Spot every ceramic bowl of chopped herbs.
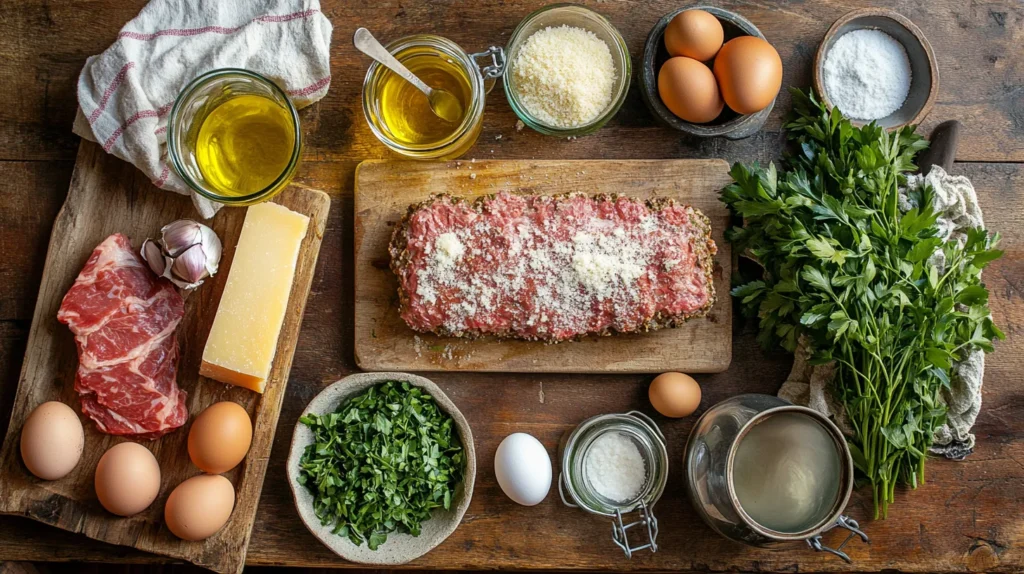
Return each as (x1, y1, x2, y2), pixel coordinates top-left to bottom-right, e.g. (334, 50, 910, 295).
(287, 372, 476, 564)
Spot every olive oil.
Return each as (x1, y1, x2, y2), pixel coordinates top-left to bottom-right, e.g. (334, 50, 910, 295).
(195, 94, 295, 197)
(378, 53, 471, 146)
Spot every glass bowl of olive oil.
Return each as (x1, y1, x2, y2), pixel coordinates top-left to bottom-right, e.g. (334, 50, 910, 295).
(362, 35, 503, 160)
(167, 68, 301, 205)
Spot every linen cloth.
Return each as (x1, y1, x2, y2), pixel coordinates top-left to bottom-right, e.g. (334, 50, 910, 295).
(73, 0, 333, 218)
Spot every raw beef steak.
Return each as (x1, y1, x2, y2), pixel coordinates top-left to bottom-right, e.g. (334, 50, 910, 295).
(57, 233, 187, 438)
(390, 192, 717, 342)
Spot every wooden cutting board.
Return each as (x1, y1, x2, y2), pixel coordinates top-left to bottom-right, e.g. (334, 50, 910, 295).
(354, 159, 732, 373)
(0, 141, 330, 574)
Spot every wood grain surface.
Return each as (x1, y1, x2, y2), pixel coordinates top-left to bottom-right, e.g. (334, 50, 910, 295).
(0, 0, 1022, 572)
(2, 0, 1021, 165)
(0, 142, 330, 574)
(354, 160, 732, 373)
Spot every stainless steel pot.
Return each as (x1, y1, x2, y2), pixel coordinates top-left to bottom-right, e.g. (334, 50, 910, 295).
(683, 394, 869, 562)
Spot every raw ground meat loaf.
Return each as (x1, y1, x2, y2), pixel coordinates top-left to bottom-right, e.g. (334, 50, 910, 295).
(389, 191, 717, 342)
(57, 233, 188, 438)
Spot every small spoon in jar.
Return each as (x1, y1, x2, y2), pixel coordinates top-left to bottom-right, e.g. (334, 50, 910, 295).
(353, 27, 464, 124)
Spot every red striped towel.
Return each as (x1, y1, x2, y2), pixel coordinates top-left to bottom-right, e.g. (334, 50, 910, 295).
(73, 0, 333, 218)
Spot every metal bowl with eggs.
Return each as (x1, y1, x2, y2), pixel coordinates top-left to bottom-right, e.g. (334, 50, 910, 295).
(640, 6, 779, 140)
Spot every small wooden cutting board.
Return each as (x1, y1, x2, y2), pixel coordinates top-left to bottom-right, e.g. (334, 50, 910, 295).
(354, 159, 732, 373)
(0, 141, 330, 574)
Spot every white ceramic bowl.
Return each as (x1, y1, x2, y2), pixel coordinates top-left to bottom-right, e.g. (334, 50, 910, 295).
(287, 372, 476, 565)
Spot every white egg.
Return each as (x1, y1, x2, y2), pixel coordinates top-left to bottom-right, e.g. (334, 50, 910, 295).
(494, 433, 552, 506)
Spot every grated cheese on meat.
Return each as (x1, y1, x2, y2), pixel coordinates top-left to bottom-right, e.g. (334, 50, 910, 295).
(393, 192, 716, 342)
(571, 230, 646, 298)
(512, 25, 616, 128)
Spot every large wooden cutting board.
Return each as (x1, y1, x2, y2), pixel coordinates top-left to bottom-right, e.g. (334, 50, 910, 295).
(0, 141, 330, 574)
(354, 159, 732, 373)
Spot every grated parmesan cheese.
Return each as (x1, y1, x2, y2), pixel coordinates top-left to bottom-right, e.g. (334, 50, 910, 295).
(512, 25, 616, 128)
(571, 231, 646, 298)
(415, 233, 466, 305)
(434, 233, 465, 266)
(402, 193, 711, 339)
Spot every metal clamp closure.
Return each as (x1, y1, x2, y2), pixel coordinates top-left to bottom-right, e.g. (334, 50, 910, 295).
(627, 410, 666, 443)
(470, 46, 506, 79)
(560, 472, 660, 558)
(612, 500, 659, 558)
(807, 515, 869, 563)
(558, 471, 578, 509)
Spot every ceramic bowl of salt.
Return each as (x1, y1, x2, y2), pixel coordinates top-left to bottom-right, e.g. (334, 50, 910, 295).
(814, 8, 938, 130)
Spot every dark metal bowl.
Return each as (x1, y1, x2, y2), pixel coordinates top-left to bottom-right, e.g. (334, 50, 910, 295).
(639, 5, 774, 140)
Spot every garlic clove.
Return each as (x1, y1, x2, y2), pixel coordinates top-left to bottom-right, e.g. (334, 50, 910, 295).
(141, 239, 168, 277)
(160, 220, 203, 257)
(197, 223, 223, 276)
(144, 219, 223, 290)
(170, 243, 211, 288)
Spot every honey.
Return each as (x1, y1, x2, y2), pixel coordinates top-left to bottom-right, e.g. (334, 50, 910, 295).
(195, 94, 296, 197)
(377, 51, 472, 146)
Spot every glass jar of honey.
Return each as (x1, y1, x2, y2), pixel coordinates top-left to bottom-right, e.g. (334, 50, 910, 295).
(362, 35, 504, 160)
(167, 68, 302, 206)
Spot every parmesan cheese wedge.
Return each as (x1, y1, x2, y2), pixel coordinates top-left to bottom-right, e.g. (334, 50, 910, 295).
(200, 202, 309, 392)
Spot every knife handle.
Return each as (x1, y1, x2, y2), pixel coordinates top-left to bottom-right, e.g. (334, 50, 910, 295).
(917, 120, 962, 175)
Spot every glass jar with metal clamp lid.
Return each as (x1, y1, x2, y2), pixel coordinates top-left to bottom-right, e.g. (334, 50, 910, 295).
(558, 411, 668, 558)
(683, 394, 869, 562)
(361, 34, 504, 160)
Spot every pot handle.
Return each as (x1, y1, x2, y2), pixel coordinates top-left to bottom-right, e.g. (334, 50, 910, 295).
(806, 515, 869, 563)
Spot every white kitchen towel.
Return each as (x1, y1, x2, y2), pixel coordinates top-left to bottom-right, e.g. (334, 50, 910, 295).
(73, 0, 333, 219)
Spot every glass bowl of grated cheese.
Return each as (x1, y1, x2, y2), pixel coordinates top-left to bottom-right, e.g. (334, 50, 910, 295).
(504, 4, 631, 136)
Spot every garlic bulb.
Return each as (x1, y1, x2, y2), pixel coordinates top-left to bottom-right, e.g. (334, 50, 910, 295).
(141, 220, 222, 289)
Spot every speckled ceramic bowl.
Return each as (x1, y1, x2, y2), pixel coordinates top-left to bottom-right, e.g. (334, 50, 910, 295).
(287, 372, 476, 565)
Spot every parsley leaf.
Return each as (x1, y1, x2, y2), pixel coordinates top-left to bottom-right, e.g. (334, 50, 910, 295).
(298, 381, 464, 549)
(722, 88, 1003, 519)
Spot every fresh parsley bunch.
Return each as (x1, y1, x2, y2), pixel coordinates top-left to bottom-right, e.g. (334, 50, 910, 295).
(297, 381, 465, 549)
(722, 89, 1003, 518)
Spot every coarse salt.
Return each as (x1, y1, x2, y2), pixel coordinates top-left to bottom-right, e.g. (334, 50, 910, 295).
(823, 29, 912, 121)
(512, 25, 616, 128)
(585, 432, 646, 502)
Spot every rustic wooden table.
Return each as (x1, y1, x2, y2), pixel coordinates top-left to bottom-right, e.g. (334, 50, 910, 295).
(1, 1, 1021, 572)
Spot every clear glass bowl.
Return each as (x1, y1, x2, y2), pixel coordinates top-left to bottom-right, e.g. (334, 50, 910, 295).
(167, 68, 302, 206)
(504, 4, 631, 136)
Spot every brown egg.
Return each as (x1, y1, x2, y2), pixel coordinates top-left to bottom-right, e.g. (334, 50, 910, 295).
(188, 401, 253, 474)
(165, 474, 236, 541)
(649, 372, 702, 418)
(658, 57, 724, 124)
(664, 9, 724, 62)
(95, 442, 161, 516)
(20, 401, 84, 481)
(713, 36, 783, 115)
